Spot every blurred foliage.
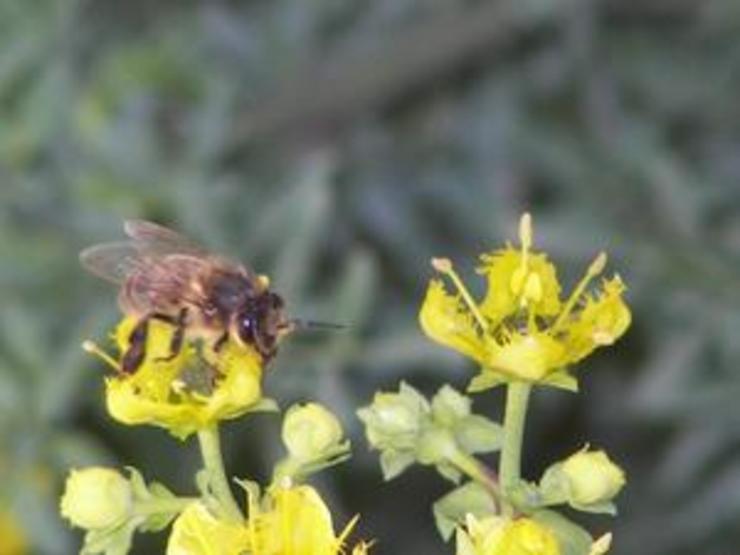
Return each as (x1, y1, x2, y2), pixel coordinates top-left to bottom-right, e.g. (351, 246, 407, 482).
(1, 0, 740, 554)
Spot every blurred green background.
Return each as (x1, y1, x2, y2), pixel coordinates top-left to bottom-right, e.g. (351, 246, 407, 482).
(1, 0, 740, 553)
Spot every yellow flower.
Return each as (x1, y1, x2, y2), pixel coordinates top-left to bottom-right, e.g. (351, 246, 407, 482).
(0, 509, 28, 555)
(420, 214, 630, 390)
(85, 317, 271, 439)
(60, 467, 132, 530)
(166, 484, 368, 555)
(456, 515, 560, 555)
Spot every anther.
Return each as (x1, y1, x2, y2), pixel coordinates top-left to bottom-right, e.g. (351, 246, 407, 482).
(431, 257, 453, 273)
(82, 340, 121, 372)
(588, 251, 608, 276)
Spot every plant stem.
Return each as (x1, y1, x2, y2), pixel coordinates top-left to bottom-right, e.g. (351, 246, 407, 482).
(135, 497, 199, 517)
(499, 382, 532, 515)
(448, 449, 502, 500)
(197, 426, 243, 522)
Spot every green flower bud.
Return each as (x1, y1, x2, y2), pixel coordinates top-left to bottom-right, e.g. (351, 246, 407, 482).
(431, 386, 471, 427)
(282, 403, 344, 461)
(60, 467, 132, 529)
(416, 427, 457, 466)
(357, 383, 428, 452)
(562, 449, 625, 505)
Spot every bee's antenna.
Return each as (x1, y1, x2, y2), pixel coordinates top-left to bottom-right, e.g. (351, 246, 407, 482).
(287, 318, 347, 332)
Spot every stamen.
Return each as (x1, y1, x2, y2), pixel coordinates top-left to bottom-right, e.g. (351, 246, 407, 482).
(511, 213, 534, 303)
(431, 257, 489, 333)
(337, 514, 361, 546)
(551, 251, 607, 332)
(519, 212, 533, 253)
(82, 340, 121, 372)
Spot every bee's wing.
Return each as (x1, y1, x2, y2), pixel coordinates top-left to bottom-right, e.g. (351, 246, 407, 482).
(81, 241, 213, 313)
(124, 219, 207, 256)
(125, 219, 250, 277)
(79, 241, 146, 285)
(120, 254, 212, 314)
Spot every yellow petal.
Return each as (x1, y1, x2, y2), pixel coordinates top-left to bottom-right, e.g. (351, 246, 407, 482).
(563, 276, 631, 364)
(167, 503, 248, 555)
(456, 516, 560, 555)
(486, 331, 566, 382)
(250, 485, 342, 555)
(419, 280, 487, 364)
(478, 248, 562, 321)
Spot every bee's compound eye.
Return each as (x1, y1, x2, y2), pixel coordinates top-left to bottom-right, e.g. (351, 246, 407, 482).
(237, 314, 256, 343)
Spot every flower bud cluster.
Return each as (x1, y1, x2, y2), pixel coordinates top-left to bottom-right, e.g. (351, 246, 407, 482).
(357, 383, 501, 482)
(60, 467, 182, 555)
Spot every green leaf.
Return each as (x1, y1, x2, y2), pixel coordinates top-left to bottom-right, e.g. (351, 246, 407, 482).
(432, 482, 497, 541)
(126, 468, 149, 500)
(467, 372, 506, 393)
(571, 500, 617, 516)
(532, 510, 593, 555)
(541, 370, 579, 392)
(81, 520, 138, 555)
(435, 462, 463, 485)
(138, 512, 177, 533)
(379, 450, 415, 480)
(454, 415, 502, 455)
(246, 397, 279, 414)
(538, 462, 569, 506)
(148, 482, 175, 500)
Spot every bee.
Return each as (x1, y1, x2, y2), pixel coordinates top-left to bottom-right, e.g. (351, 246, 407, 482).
(80, 220, 292, 374)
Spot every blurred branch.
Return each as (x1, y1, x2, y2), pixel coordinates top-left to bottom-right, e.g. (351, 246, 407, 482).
(226, 1, 563, 150)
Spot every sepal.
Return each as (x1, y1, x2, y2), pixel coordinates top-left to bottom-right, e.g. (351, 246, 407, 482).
(433, 482, 497, 541)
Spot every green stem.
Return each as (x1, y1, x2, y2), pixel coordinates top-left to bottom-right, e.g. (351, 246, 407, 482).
(197, 426, 243, 522)
(499, 382, 532, 515)
(135, 497, 199, 517)
(448, 449, 502, 500)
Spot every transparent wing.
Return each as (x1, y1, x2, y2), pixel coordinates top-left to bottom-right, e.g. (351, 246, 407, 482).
(79, 242, 146, 285)
(123, 219, 245, 273)
(123, 219, 207, 256)
(81, 220, 251, 313)
(120, 254, 211, 313)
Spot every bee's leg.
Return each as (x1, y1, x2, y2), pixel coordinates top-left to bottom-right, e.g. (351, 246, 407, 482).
(122, 317, 149, 374)
(213, 331, 228, 353)
(153, 308, 188, 362)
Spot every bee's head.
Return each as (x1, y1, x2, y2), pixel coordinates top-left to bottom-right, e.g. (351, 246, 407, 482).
(231, 292, 287, 361)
